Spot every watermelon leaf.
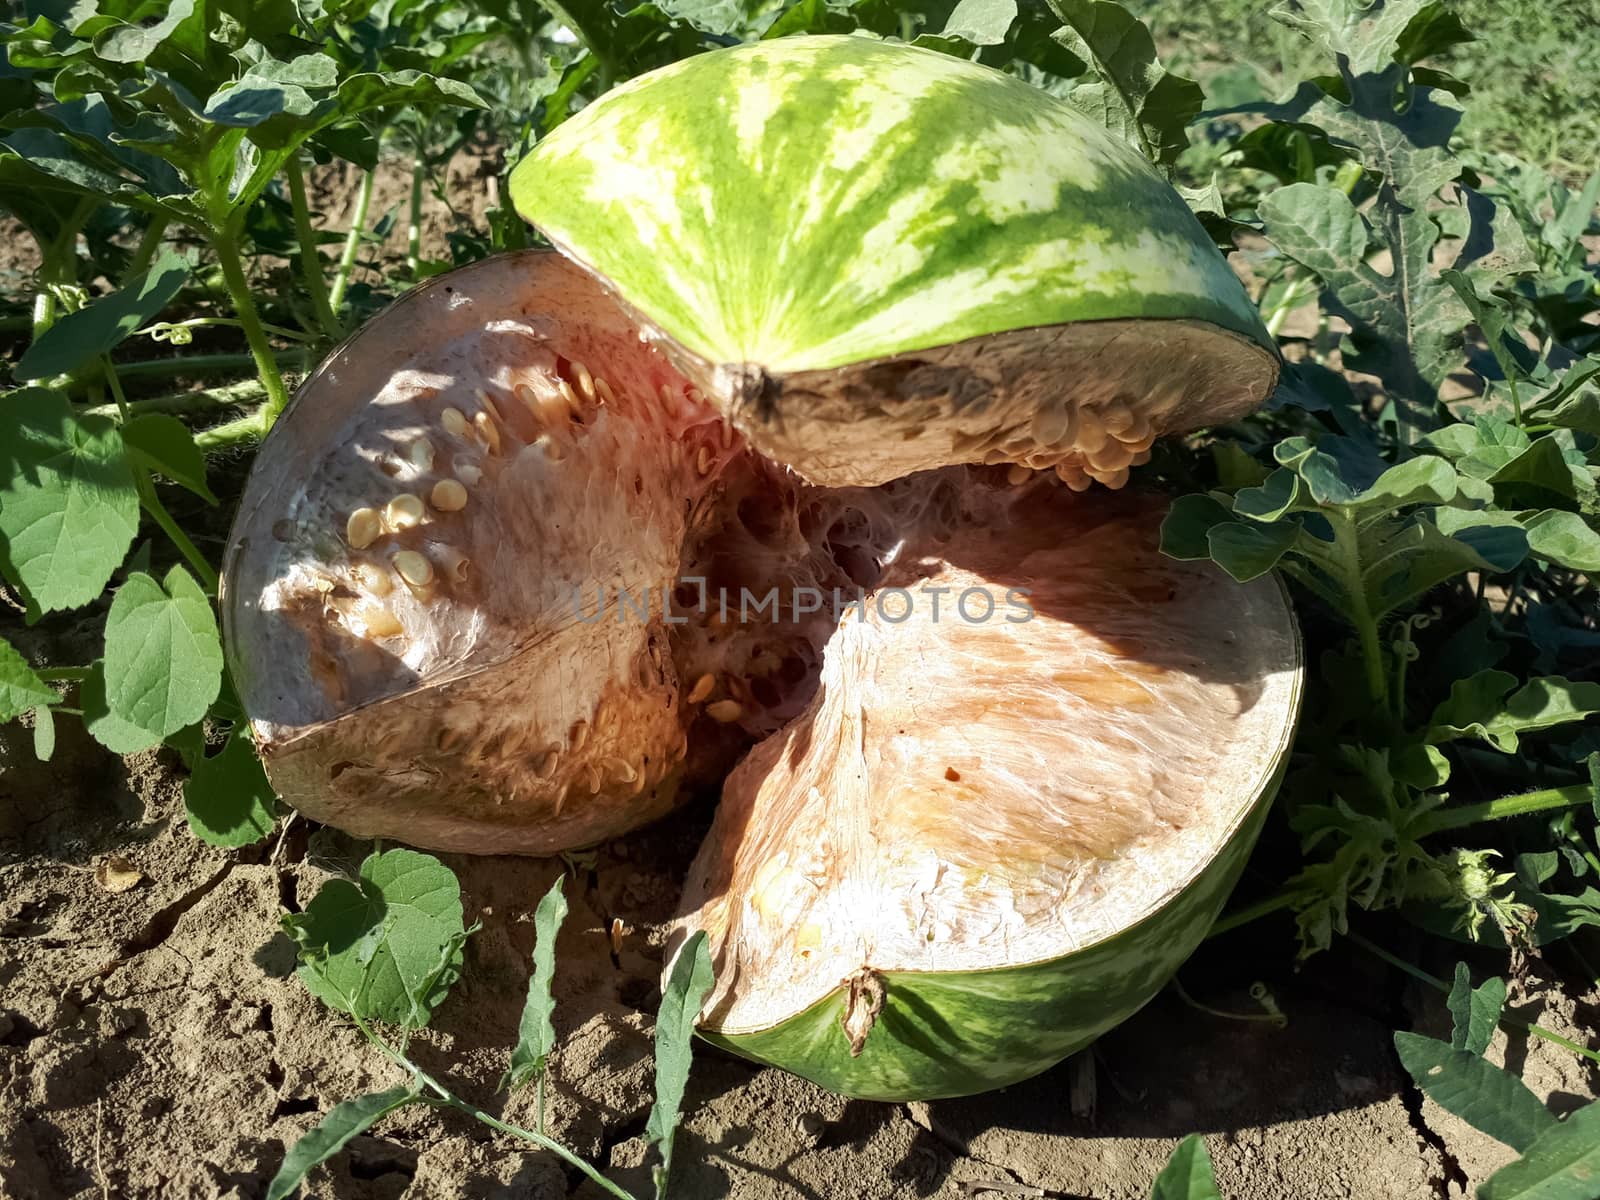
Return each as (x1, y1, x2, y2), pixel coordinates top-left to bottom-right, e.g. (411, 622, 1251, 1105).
(1394, 1032, 1555, 1152)
(1150, 1133, 1224, 1199)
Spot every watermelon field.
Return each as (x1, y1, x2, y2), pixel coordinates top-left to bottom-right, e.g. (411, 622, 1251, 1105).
(2, 1, 1599, 1198)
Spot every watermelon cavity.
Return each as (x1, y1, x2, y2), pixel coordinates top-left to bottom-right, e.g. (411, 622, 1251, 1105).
(225, 37, 1304, 1101)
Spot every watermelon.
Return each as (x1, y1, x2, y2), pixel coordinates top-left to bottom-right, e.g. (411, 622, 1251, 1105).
(223, 34, 1302, 1101)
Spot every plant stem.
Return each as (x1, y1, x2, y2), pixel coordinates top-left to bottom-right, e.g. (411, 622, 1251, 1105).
(1416, 784, 1594, 837)
(195, 407, 271, 452)
(407, 153, 425, 277)
(81, 377, 268, 421)
(285, 154, 340, 340)
(82, 350, 299, 387)
(208, 223, 291, 431)
(1331, 511, 1389, 715)
(329, 168, 375, 319)
(38, 667, 90, 682)
(134, 469, 221, 593)
(1348, 932, 1600, 1067)
(128, 215, 171, 275)
(1207, 890, 1300, 938)
(349, 1015, 637, 1200)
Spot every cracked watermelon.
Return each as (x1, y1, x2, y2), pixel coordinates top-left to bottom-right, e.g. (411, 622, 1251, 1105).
(224, 34, 1303, 1102)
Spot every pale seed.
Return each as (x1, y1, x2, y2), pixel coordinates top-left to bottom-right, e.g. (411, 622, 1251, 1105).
(604, 756, 637, 784)
(706, 699, 743, 724)
(572, 361, 595, 402)
(346, 507, 382, 549)
(393, 550, 434, 587)
(595, 376, 616, 405)
(1006, 463, 1032, 486)
(430, 478, 468, 512)
(474, 410, 502, 454)
(696, 445, 714, 476)
(441, 407, 470, 437)
(408, 437, 435, 471)
(535, 750, 560, 779)
(687, 673, 716, 704)
(384, 493, 425, 531)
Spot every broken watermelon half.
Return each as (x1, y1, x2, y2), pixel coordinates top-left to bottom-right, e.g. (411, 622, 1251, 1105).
(223, 36, 1304, 1101)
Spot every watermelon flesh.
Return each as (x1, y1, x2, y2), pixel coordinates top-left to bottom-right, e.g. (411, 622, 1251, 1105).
(224, 36, 1307, 1101)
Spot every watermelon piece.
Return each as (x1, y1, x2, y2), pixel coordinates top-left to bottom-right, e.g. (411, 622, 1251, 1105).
(223, 36, 1303, 1101)
(511, 35, 1277, 487)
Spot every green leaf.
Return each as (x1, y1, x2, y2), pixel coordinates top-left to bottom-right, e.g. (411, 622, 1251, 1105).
(1523, 511, 1600, 573)
(1358, 456, 1459, 511)
(1394, 1032, 1555, 1152)
(1271, 0, 1434, 75)
(32, 704, 56, 762)
(103, 565, 222, 743)
(1365, 517, 1527, 618)
(265, 1083, 420, 1200)
(120, 413, 218, 504)
(939, 0, 1018, 45)
(1446, 963, 1505, 1056)
(1207, 519, 1301, 582)
(0, 637, 53, 722)
(184, 725, 276, 847)
(647, 930, 714, 1199)
(1428, 672, 1600, 753)
(1047, 0, 1203, 169)
(0, 388, 139, 613)
(82, 661, 161, 754)
(1159, 494, 1234, 560)
(1481, 1100, 1600, 1200)
(1150, 1133, 1223, 1200)
(15, 251, 189, 381)
(502, 876, 569, 1094)
(283, 849, 470, 1027)
(1487, 436, 1591, 506)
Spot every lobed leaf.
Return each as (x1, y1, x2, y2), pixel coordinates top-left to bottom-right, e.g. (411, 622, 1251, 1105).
(284, 849, 470, 1027)
(1446, 962, 1506, 1056)
(1394, 1032, 1555, 1152)
(265, 1082, 420, 1200)
(502, 875, 569, 1094)
(647, 930, 715, 1199)
(184, 724, 276, 847)
(0, 388, 139, 614)
(1428, 672, 1600, 753)
(102, 564, 223, 744)
(1047, 0, 1203, 169)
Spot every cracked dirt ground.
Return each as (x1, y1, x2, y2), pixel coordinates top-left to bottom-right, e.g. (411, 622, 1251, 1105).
(3, 698, 1597, 1200)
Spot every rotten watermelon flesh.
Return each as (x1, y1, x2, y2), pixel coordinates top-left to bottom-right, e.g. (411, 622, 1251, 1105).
(223, 250, 1301, 1095)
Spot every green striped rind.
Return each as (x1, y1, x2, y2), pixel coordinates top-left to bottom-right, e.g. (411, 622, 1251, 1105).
(701, 766, 1283, 1102)
(511, 36, 1269, 374)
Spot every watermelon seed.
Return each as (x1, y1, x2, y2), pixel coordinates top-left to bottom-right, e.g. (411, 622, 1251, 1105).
(430, 478, 469, 512)
(345, 507, 382, 549)
(707, 699, 743, 724)
(473, 410, 502, 454)
(440, 406, 470, 437)
(384, 493, 425, 532)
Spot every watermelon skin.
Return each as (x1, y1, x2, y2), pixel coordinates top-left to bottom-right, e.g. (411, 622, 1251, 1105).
(510, 35, 1270, 375)
(698, 757, 1286, 1102)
